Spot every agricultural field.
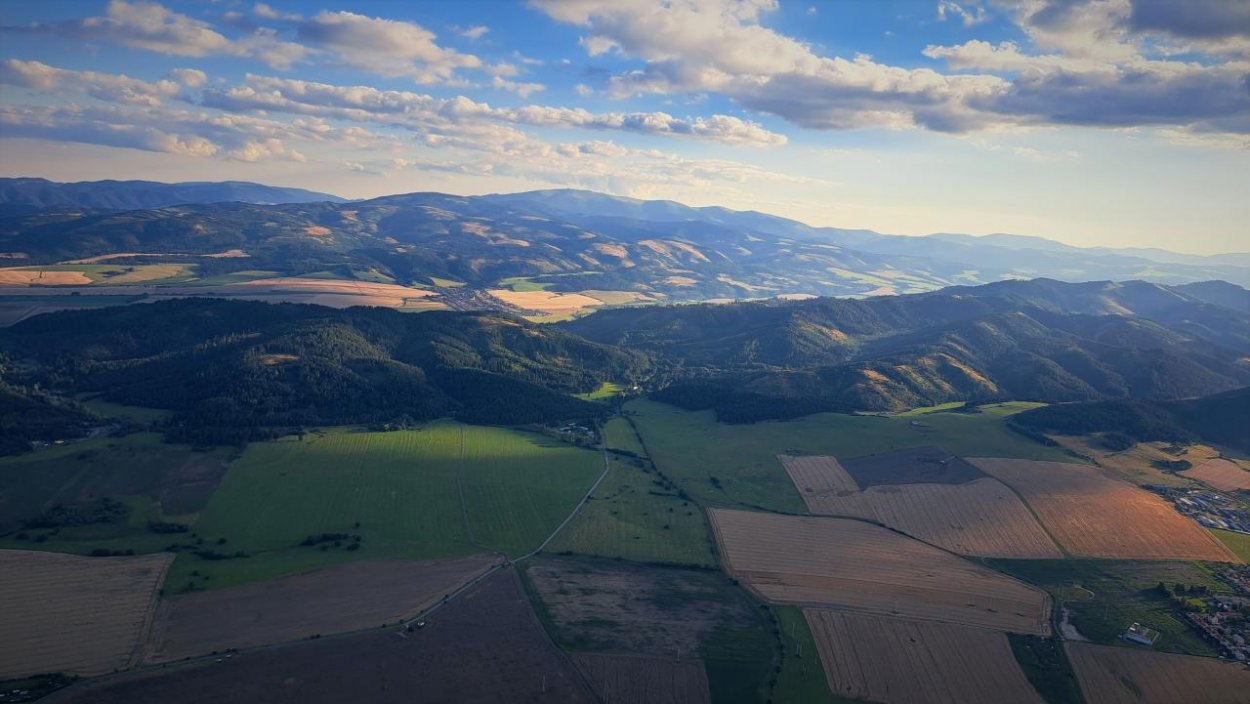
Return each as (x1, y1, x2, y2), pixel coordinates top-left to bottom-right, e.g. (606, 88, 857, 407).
(603, 416, 647, 456)
(571, 653, 710, 704)
(780, 455, 1061, 557)
(167, 423, 602, 590)
(627, 399, 1075, 514)
(990, 559, 1230, 656)
(1212, 529, 1250, 562)
(0, 263, 194, 285)
(708, 508, 1051, 634)
(522, 556, 776, 704)
(804, 610, 1045, 704)
(839, 446, 987, 487)
(971, 458, 1239, 561)
(488, 289, 604, 315)
(56, 569, 597, 704)
(1066, 642, 1250, 704)
(1182, 458, 1250, 491)
(0, 550, 171, 678)
(545, 454, 716, 566)
(0, 294, 143, 326)
(1052, 436, 1223, 488)
(770, 607, 842, 704)
(149, 554, 499, 662)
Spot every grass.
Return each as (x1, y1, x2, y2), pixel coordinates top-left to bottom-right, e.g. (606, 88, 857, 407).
(603, 416, 647, 456)
(626, 398, 1074, 514)
(20, 263, 194, 284)
(574, 381, 625, 401)
(988, 558, 1227, 657)
(771, 607, 844, 704)
(188, 270, 282, 285)
(498, 276, 553, 292)
(428, 276, 465, 288)
(77, 395, 171, 424)
(1210, 529, 1250, 561)
(1007, 635, 1085, 704)
(165, 423, 601, 590)
(545, 454, 716, 566)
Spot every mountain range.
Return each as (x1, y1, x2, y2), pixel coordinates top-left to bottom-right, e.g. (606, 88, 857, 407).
(0, 178, 344, 216)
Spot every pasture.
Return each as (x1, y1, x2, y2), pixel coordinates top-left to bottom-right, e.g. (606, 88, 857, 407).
(804, 610, 1045, 704)
(626, 399, 1075, 514)
(0, 550, 171, 678)
(1212, 529, 1250, 562)
(545, 454, 716, 566)
(166, 423, 601, 590)
(708, 508, 1052, 634)
(149, 554, 499, 661)
(1182, 458, 1250, 491)
(971, 457, 1239, 561)
(1066, 642, 1250, 704)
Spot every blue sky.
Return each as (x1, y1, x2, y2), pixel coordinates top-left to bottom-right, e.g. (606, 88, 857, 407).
(0, 1, 1247, 253)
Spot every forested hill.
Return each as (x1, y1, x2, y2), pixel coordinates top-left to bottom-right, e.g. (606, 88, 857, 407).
(0, 299, 650, 444)
(0, 178, 344, 215)
(564, 278, 1250, 420)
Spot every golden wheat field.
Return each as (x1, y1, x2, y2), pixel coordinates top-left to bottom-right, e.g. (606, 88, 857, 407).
(1066, 642, 1250, 704)
(778, 455, 877, 520)
(804, 609, 1044, 704)
(1181, 458, 1250, 492)
(0, 550, 172, 678)
(708, 509, 1051, 634)
(970, 458, 1240, 561)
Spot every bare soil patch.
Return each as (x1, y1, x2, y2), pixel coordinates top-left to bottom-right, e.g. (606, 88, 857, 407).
(1066, 641, 1250, 704)
(148, 554, 499, 662)
(0, 550, 171, 678)
(841, 446, 987, 487)
(53, 568, 594, 704)
(572, 653, 710, 704)
(805, 609, 1044, 704)
(1182, 458, 1250, 491)
(708, 508, 1051, 634)
(971, 458, 1239, 561)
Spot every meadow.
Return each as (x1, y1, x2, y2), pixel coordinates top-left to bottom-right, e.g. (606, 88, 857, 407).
(627, 399, 1076, 514)
(166, 423, 601, 590)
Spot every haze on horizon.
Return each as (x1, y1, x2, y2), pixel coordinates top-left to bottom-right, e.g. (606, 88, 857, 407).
(1, 0, 1247, 255)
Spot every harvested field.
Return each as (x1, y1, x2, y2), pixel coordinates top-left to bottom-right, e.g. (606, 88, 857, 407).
(1182, 458, 1250, 491)
(841, 446, 987, 487)
(571, 653, 710, 704)
(54, 568, 595, 704)
(970, 458, 1240, 561)
(0, 268, 92, 285)
(229, 277, 437, 307)
(867, 479, 1063, 558)
(488, 289, 602, 315)
(708, 508, 1051, 634)
(1066, 642, 1250, 704)
(778, 455, 876, 520)
(0, 550, 172, 678)
(149, 555, 499, 662)
(805, 610, 1044, 704)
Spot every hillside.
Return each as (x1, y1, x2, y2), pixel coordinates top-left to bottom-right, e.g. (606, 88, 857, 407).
(0, 299, 649, 445)
(0, 178, 345, 216)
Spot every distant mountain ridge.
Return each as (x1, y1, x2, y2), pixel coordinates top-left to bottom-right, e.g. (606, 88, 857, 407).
(0, 178, 345, 215)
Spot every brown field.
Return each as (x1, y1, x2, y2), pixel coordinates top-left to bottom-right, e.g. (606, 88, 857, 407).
(805, 610, 1044, 704)
(0, 268, 92, 285)
(571, 653, 710, 704)
(970, 458, 1240, 561)
(1182, 458, 1250, 491)
(708, 509, 1051, 634)
(54, 568, 594, 704)
(778, 454, 876, 520)
(780, 455, 1061, 557)
(1066, 642, 1250, 704)
(488, 289, 603, 314)
(148, 555, 499, 662)
(867, 479, 1063, 558)
(0, 550, 172, 678)
(1054, 436, 1219, 488)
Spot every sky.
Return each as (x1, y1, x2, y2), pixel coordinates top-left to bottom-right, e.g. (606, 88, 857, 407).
(0, 1, 1247, 254)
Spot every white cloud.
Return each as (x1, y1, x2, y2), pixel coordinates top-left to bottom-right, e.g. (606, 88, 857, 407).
(1, 59, 181, 107)
(460, 25, 489, 40)
(294, 10, 481, 83)
(938, 1, 989, 27)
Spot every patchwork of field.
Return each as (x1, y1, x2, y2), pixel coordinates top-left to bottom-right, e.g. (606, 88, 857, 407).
(149, 555, 499, 662)
(971, 458, 1240, 561)
(56, 569, 596, 704)
(167, 424, 602, 590)
(780, 455, 1061, 558)
(840, 446, 987, 487)
(805, 610, 1044, 704)
(571, 653, 710, 704)
(1053, 436, 1221, 488)
(0, 550, 171, 678)
(1182, 458, 1250, 491)
(489, 289, 605, 315)
(1066, 642, 1250, 704)
(0, 268, 91, 285)
(708, 508, 1051, 634)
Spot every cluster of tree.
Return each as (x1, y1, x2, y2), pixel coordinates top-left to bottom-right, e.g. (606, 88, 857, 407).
(24, 498, 128, 529)
(0, 381, 98, 455)
(147, 521, 190, 534)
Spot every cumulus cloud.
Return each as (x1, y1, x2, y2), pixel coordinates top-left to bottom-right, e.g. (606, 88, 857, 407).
(1, 59, 181, 107)
(293, 10, 481, 83)
(460, 25, 489, 40)
(938, 1, 989, 26)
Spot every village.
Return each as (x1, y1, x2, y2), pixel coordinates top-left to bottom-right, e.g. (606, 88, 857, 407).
(1148, 485, 1250, 535)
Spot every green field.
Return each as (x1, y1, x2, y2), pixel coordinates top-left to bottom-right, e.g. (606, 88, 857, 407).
(498, 276, 553, 292)
(574, 381, 626, 401)
(771, 607, 843, 704)
(165, 423, 602, 590)
(1211, 529, 1250, 561)
(603, 416, 647, 456)
(77, 395, 172, 424)
(546, 454, 715, 566)
(627, 399, 1076, 513)
(989, 559, 1227, 657)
